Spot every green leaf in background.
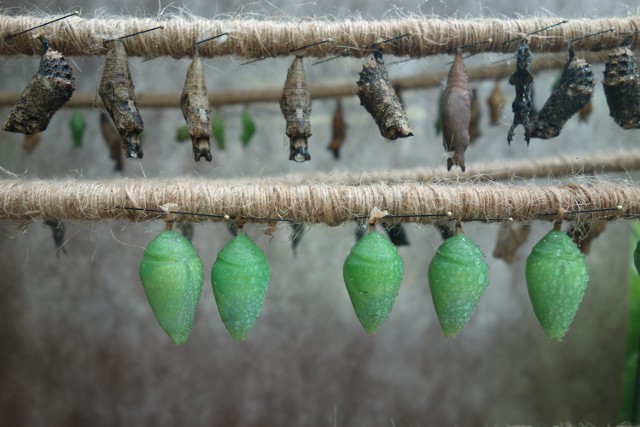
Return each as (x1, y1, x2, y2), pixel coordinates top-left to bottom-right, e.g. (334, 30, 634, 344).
(212, 110, 225, 150)
(175, 124, 190, 143)
(240, 107, 256, 148)
(619, 222, 640, 423)
(69, 110, 86, 148)
(434, 88, 443, 136)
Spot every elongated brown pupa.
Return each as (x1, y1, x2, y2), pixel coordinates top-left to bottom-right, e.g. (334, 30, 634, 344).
(99, 40, 144, 159)
(487, 80, 506, 125)
(441, 51, 471, 171)
(493, 222, 531, 264)
(3, 39, 74, 134)
(327, 99, 347, 159)
(567, 220, 606, 255)
(357, 49, 413, 140)
(23, 133, 41, 154)
(602, 41, 640, 129)
(279, 56, 312, 162)
(507, 39, 534, 145)
(469, 88, 481, 144)
(180, 49, 212, 162)
(100, 112, 125, 172)
(530, 49, 594, 140)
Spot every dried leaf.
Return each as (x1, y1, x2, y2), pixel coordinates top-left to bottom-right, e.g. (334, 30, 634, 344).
(602, 42, 640, 129)
(327, 99, 347, 159)
(441, 51, 471, 172)
(212, 110, 225, 150)
(507, 39, 534, 145)
(240, 107, 256, 148)
(487, 80, 506, 125)
(4, 39, 74, 134)
(469, 88, 481, 144)
(23, 133, 41, 154)
(279, 56, 312, 162)
(99, 40, 144, 159)
(180, 52, 212, 162)
(100, 112, 125, 172)
(493, 222, 531, 264)
(69, 109, 86, 148)
(567, 220, 606, 255)
(357, 49, 413, 140)
(530, 49, 594, 140)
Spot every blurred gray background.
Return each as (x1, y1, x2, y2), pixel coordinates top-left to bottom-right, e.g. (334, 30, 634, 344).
(1, 0, 639, 425)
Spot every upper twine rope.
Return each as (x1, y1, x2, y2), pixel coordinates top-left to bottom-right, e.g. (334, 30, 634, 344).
(0, 178, 636, 225)
(0, 15, 637, 58)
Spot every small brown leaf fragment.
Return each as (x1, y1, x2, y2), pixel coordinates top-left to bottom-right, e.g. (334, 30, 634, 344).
(507, 39, 534, 145)
(493, 222, 531, 264)
(280, 56, 312, 162)
(578, 101, 592, 122)
(469, 88, 481, 144)
(602, 42, 640, 129)
(99, 40, 144, 159)
(567, 220, 606, 255)
(100, 112, 125, 172)
(441, 51, 471, 171)
(180, 51, 212, 162)
(4, 39, 74, 134)
(23, 133, 41, 154)
(327, 99, 347, 159)
(487, 80, 506, 125)
(530, 49, 594, 140)
(356, 49, 413, 140)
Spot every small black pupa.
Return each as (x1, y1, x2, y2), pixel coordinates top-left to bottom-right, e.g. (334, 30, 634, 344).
(507, 39, 535, 145)
(356, 49, 413, 140)
(602, 39, 640, 129)
(529, 48, 594, 140)
(3, 37, 75, 134)
(279, 56, 312, 162)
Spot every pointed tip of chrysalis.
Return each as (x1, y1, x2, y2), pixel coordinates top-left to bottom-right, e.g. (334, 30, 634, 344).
(229, 329, 249, 342)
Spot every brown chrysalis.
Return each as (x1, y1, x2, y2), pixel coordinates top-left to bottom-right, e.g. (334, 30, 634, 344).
(357, 49, 413, 140)
(578, 101, 593, 122)
(280, 56, 312, 162)
(441, 51, 471, 171)
(507, 39, 534, 145)
(529, 49, 594, 140)
(487, 80, 506, 125)
(3, 38, 74, 134)
(99, 40, 144, 159)
(100, 112, 125, 172)
(493, 222, 531, 264)
(23, 133, 41, 154)
(567, 220, 606, 255)
(469, 88, 481, 144)
(180, 49, 212, 162)
(327, 99, 347, 159)
(602, 41, 640, 129)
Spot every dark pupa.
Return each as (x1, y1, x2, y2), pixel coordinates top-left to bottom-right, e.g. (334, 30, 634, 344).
(279, 56, 312, 162)
(382, 222, 410, 246)
(441, 50, 471, 172)
(469, 88, 481, 144)
(507, 39, 534, 145)
(567, 220, 606, 255)
(180, 50, 212, 162)
(529, 49, 594, 140)
(493, 222, 531, 264)
(327, 99, 347, 159)
(356, 49, 413, 140)
(3, 38, 75, 134)
(99, 112, 125, 172)
(99, 40, 144, 159)
(487, 80, 506, 125)
(602, 41, 640, 129)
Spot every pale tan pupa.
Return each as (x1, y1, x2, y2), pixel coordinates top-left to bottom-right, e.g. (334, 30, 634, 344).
(180, 49, 212, 162)
(441, 51, 471, 171)
(279, 56, 312, 162)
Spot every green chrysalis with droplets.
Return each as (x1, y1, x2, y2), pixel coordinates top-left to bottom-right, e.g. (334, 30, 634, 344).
(428, 231, 489, 337)
(526, 229, 589, 341)
(212, 110, 225, 150)
(240, 107, 256, 148)
(343, 230, 404, 334)
(211, 233, 270, 341)
(139, 229, 204, 345)
(69, 109, 86, 148)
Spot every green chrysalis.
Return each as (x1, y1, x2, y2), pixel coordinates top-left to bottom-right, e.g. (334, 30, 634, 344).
(139, 229, 204, 345)
(175, 124, 190, 143)
(526, 229, 589, 341)
(428, 231, 489, 337)
(212, 110, 225, 150)
(343, 230, 404, 334)
(69, 109, 86, 148)
(211, 233, 270, 341)
(240, 107, 256, 148)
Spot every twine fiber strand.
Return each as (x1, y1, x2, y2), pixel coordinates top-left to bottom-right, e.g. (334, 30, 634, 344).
(0, 15, 637, 58)
(0, 179, 638, 225)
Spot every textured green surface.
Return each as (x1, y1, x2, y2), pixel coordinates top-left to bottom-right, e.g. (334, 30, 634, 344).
(428, 232, 489, 337)
(211, 233, 270, 341)
(343, 231, 404, 334)
(525, 229, 589, 341)
(212, 110, 225, 150)
(69, 109, 86, 148)
(139, 230, 204, 346)
(240, 108, 256, 147)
